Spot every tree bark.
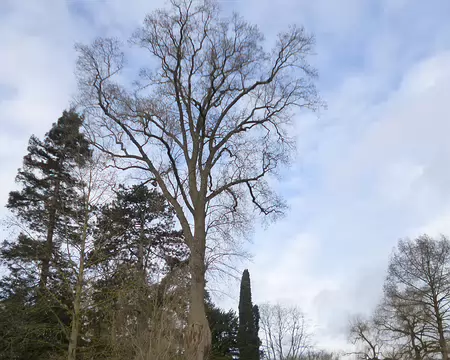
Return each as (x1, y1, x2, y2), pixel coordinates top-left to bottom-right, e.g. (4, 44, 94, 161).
(409, 330, 421, 360)
(433, 295, 448, 360)
(185, 215, 211, 360)
(137, 212, 147, 334)
(39, 178, 61, 292)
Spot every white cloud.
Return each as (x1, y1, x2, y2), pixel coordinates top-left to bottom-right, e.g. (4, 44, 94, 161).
(237, 45, 450, 352)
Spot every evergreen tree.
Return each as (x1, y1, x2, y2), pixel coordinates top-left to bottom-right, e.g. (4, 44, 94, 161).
(5, 109, 90, 291)
(82, 184, 188, 358)
(0, 110, 91, 359)
(238, 269, 260, 360)
(206, 292, 238, 360)
(252, 304, 261, 357)
(92, 184, 186, 277)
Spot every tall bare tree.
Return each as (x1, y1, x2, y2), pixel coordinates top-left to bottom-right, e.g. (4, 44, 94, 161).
(385, 235, 450, 360)
(259, 303, 312, 360)
(75, 0, 320, 358)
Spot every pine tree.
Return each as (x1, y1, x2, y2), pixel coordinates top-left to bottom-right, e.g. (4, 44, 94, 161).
(5, 109, 90, 291)
(238, 269, 260, 360)
(0, 110, 91, 359)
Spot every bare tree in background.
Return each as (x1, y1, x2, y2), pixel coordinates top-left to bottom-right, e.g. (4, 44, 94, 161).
(385, 235, 450, 360)
(303, 349, 340, 360)
(259, 303, 312, 360)
(374, 293, 430, 360)
(348, 315, 383, 360)
(75, 0, 320, 358)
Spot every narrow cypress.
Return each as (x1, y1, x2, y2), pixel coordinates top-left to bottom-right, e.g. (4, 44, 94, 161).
(238, 269, 260, 360)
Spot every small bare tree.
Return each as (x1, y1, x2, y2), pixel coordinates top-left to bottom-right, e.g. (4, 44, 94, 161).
(259, 303, 313, 360)
(75, 0, 320, 358)
(348, 315, 383, 360)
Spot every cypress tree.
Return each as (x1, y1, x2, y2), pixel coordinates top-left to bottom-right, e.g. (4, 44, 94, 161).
(238, 269, 260, 360)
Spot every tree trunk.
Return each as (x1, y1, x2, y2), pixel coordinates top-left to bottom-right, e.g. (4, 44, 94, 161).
(433, 294, 448, 360)
(39, 179, 61, 291)
(185, 215, 211, 360)
(67, 204, 89, 360)
(137, 213, 147, 334)
(410, 331, 420, 360)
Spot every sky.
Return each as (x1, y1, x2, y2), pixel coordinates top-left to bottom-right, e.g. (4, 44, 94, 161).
(2, 0, 450, 353)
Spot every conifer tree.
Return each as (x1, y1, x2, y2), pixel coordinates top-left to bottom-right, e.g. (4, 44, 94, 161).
(238, 269, 260, 360)
(83, 184, 187, 357)
(0, 110, 91, 359)
(5, 109, 90, 291)
(205, 292, 238, 360)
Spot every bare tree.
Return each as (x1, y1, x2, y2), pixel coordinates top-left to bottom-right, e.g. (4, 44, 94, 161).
(66, 153, 116, 360)
(374, 294, 431, 360)
(348, 315, 383, 360)
(259, 303, 313, 360)
(75, 0, 320, 358)
(302, 349, 340, 360)
(385, 235, 450, 360)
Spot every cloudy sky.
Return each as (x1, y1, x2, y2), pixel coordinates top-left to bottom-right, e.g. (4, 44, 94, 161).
(2, 0, 450, 352)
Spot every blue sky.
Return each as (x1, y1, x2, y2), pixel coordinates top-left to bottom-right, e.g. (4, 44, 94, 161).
(2, 0, 450, 352)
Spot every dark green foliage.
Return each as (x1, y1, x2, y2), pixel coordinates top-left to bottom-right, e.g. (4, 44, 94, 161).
(5, 109, 90, 290)
(238, 270, 260, 360)
(91, 184, 186, 274)
(0, 110, 90, 359)
(206, 292, 238, 360)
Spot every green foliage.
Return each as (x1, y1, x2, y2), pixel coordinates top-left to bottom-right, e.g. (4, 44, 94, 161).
(206, 292, 238, 360)
(238, 269, 261, 360)
(79, 184, 187, 358)
(0, 110, 90, 359)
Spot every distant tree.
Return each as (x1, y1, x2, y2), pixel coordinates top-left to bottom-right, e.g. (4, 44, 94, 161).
(385, 235, 450, 360)
(259, 303, 311, 360)
(6, 109, 90, 291)
(302, 349, 340, 360)
(92, 183, 186, 279)
(374, 295, 429, 360)
(348, 315, 382, 360)
(238, 269, 260, 360)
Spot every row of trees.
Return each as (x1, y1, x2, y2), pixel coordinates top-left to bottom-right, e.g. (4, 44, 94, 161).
(349, 235, 450, 360)
(209, 267, 339, 360)
(0, 111, 191, 359)
(0, 110, 335, 360)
